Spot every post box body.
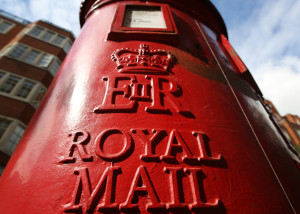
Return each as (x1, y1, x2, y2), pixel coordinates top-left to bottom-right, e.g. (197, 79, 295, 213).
(0, 0, 299, 213)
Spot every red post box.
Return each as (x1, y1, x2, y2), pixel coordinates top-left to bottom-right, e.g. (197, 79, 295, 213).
(0, 0, 299, 213)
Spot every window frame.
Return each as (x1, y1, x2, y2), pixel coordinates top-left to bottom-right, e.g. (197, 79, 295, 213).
(16, 79, 37, 98)
(0, 117, 11, 140)
(6, 124, 25, 154)
(0, 116, 26, 156)
(23, 48, 42, 64)
(29, 25, 44, 37)
(53, 34, 66, 46)
(0, 69, 46, 107)
(41, 30, 55, 42)
(8, 43, 27, 58)
(49, 57, 62, 76)
(37, 53, 54, 68)
(108, 3, 178, 40)
(0, 75, 21, 94)
(6, 43, 56, 71)
(0, 18, 15, 34)
(63, 39, 73, 53)
(27, 24, 72, 53)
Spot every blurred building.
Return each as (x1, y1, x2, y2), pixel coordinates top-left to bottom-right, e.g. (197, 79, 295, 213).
(0, 10, 75, 174)
(265, 100, 300, 149)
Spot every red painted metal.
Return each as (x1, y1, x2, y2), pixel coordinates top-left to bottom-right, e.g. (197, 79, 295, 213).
(220, 34, 247, 74)
(0, 0, 300, 213)
(112, 3, 176, 33)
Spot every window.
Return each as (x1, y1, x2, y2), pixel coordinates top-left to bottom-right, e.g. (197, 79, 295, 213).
(63, 40, 72, 53)
(6, 125, 25, 154)
(7, 43, 56, 71)
(23, 49, 41, 64)
(296, 129, 300, 138)
(32, 87, 46, 105)
(8, 43, 27, 58)
(53, 35, 66, 46)
(27, 24, 72, 52)
(50, 58, 61, 76)
(0, 19, 14, 34)
(0, 75, 21, 93)
(41, 30, 55, 42)
(0, 70, 45, 106)
(29, 25, 44, 37)
(16, 80, 36, 98)
(6, 43, 61, 76)
(37, 53, 53, 67)
(0, 118, 11, 139)
(0, 117, 27, 156)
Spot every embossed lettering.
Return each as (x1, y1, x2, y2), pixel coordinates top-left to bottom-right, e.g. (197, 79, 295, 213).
(193, 131, 222, 162)
(164, 167, 220, 210)
(94, 44, 194, 117)
(164, 167, 187, 209)
(161, 129, 198, 163)
(185, 168, 220, 210)
(146, 76, 191, 116)
(133, 129, 166, 161)
(130, 78, 151, 101)
(120, 166, 165, 210)
(94, 76, 135, 113)
(60, 129, 222, 165)
(64, 166, 121, 213)
(95, 129, 133, 161)
(94, 75, 191, 116)
(60, 131, 92, 163)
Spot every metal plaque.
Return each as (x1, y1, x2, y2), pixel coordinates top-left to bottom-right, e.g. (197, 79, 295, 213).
(122, 6, 167, 29)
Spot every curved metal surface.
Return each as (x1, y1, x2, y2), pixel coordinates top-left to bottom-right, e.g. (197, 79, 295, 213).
(79, 0, 228, 37)
(0, 0, 299, 213)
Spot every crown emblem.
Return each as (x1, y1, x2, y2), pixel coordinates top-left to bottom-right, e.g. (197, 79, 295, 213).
(111, 44, 176, 74)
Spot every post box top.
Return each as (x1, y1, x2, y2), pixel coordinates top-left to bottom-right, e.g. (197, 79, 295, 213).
(79, 0, 228, 38)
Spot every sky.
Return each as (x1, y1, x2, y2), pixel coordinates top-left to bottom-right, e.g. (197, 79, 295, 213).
(0, 0, 299, 116)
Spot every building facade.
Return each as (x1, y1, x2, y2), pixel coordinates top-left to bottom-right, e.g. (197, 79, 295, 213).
(265, 99, 300, 152)
(0, 10, 74, 174)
